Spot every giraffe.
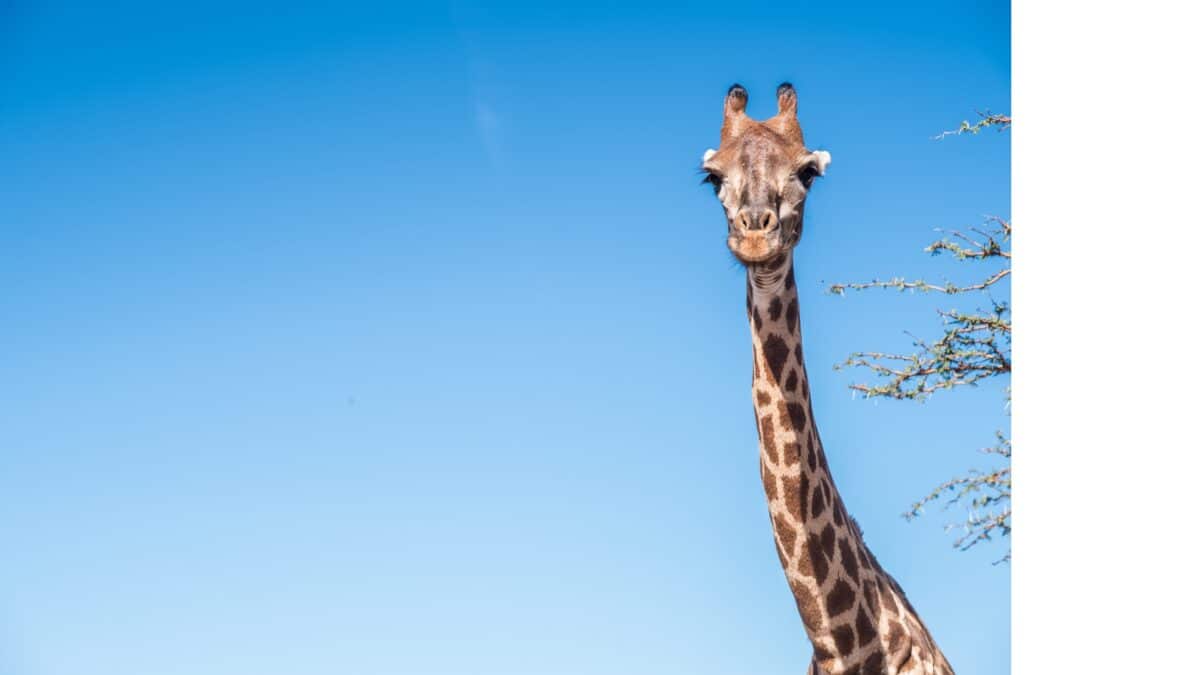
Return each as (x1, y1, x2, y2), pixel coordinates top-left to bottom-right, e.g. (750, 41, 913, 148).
(699, 83, 954, 675)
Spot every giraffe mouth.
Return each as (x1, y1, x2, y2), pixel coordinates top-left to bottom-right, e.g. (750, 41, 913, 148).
(728, 230, 784, 264)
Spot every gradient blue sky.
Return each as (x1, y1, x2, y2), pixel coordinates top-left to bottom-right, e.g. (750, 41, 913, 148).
(1, 2, 1010, 673)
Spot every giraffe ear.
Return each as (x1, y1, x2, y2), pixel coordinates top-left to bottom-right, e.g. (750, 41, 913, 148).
(812, 150, 832, 175)
(702, 148, 716, 163)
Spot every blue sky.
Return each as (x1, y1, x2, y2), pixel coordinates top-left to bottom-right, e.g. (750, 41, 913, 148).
(1, 2, 1010, 673)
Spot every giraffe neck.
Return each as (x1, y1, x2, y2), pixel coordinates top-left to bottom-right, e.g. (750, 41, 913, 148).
(745, 254, 953, 675)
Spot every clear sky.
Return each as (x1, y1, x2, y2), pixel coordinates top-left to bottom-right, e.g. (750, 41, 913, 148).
(1, 2, 1010, 673)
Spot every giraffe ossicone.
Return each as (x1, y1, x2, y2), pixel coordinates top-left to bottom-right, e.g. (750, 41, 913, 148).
(700, 83, 954, 675)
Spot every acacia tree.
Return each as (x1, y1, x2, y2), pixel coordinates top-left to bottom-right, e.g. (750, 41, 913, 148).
(829, 113, 1011, 563)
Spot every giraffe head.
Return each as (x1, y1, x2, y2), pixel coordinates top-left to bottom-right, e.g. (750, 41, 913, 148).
(701, 83, 832, 265)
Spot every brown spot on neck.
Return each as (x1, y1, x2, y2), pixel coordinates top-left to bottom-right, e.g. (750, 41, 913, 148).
(856, 606, 878, 648)
(831, 624, 856, 656)
(760, 414, 779, 464)
(826, 578, 856, 618)
(767, 296, 783, 321)
(761, 333, 791, 385)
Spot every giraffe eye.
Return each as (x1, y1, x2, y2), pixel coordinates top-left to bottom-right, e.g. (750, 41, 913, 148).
(797, 166, 819, 187)
(702, 172, 724, 193)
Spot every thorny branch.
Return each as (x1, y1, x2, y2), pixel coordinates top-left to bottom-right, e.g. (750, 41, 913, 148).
(905, 433, 1012, 564)
(934, 111, 1012, 140)
(830, 190, 1012, 563)
(828, 217, 1011, 298)
(835, 303, 1010, 400)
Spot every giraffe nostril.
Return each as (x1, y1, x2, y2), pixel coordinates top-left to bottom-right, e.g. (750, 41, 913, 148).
(736, 210, 780, 232)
